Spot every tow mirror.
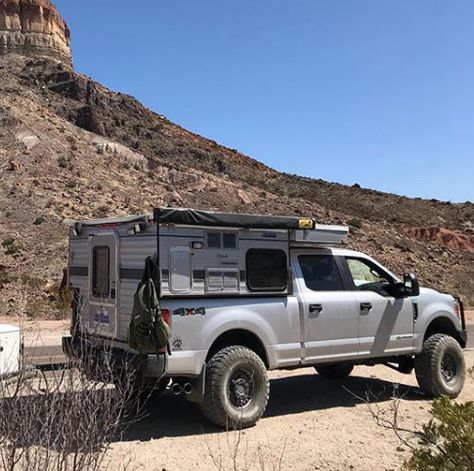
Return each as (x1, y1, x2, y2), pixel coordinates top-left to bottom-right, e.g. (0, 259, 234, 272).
(391, 282, 408, 298)
(404, 273, 420, 297)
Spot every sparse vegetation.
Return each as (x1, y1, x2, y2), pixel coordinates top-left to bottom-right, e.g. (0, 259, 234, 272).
(2, 236, 21, 256)
(94, 205, 109, 218)
(33, 215, 46, 225)
(57, 153, 73, 169)
(405, 393, 474, 471)
(347, 217, 363, 229)
(0, 347, 143, 471)
(0, 265, 12, 288)
(57, 154, 68, 168)
(361, 368, 474, 471)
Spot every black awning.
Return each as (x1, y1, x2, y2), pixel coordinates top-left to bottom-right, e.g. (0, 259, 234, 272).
(153, 208, 314, 230)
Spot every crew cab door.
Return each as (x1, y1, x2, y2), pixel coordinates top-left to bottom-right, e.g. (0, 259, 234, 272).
(87, 232, 119, 338)
(341, 257, 415, 357)
(293, 251, 360, 364)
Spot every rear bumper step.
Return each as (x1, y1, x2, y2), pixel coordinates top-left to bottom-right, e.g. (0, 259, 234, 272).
(62, 336, 166, 379)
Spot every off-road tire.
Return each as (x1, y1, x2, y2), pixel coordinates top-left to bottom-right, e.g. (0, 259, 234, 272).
(200, 346, 269, 429)
(315, 364, 354, 379)
(414, 334, 465, 398)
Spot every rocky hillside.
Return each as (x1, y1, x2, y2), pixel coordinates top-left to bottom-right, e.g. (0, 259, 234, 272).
(0, 1, 473, 318)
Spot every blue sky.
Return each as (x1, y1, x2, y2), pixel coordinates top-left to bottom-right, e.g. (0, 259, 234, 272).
(55, 0, 474, 202)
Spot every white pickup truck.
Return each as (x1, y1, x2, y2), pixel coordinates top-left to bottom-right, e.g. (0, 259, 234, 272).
(63, 208, 468, 428)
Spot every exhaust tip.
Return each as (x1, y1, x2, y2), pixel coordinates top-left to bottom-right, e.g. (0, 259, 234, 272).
(183, 383, 193, 395)
(171, 383, 182, 396)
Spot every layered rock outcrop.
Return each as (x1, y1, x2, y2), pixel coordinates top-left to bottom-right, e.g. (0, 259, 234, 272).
(0, 0, 71, 64)
(405, 227, 474, 253)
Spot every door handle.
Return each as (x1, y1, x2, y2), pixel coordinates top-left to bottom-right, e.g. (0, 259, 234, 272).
(309, 304, 323, 314)
(360, 302, 373, 312)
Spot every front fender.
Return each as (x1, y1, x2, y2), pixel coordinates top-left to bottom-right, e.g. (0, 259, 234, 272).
(415, 297, 463, 350)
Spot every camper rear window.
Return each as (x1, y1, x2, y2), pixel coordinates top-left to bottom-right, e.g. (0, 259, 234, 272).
(246, 249, 288, 292)
(92, 246, 110, 297)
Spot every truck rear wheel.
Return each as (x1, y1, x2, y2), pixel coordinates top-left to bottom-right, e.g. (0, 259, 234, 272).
(315, 364, 354, 379)
(200, 346, 269, 429)
(414, 334, 465, 398)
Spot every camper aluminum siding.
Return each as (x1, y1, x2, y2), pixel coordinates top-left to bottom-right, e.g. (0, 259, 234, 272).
(69, 216, 291, 341)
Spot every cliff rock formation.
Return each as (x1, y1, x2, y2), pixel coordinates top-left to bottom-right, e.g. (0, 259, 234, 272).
(0, 0, 71, 64)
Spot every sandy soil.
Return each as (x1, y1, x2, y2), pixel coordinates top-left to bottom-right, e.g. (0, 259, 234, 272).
(466, 310, 474, 323)
(0, 316, 68, 336)
(1, 315, 472, 470)
(106, 351, 474, 471)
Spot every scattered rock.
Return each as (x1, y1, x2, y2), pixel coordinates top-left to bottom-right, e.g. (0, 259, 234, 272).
(8, 159, 23, 171)
(91, 136, 148, 171)
(16, 130, 40, 149)
(461, 221, 474, 234)
(237, 189, 252, 204)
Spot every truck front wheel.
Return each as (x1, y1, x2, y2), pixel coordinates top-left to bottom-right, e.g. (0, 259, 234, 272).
(200, 346, 270, 429)
(414, 334, 465, 398)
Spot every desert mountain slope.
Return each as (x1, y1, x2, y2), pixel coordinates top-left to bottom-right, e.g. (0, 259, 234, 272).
(0, 8, 473, 317)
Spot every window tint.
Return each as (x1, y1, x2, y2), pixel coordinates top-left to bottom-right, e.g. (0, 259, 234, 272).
(223, 233, 237, 249)
(170, 246, 192, 293)
(246, 249, 288, 292)
(92, 246, 110, 297)
(207, 232, 221, 248)
(346, 258, 393, 296)
(208, 232, 237, 249)
(299, 255, 343, 291)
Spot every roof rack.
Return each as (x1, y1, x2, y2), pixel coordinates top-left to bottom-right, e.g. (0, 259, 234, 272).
(291, 225, 349, 246)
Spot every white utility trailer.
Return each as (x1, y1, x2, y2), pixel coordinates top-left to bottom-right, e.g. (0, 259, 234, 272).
(0, 325, 21, 379)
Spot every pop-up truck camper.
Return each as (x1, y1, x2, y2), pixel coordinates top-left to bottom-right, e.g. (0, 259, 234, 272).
(63, 208, 467, 428)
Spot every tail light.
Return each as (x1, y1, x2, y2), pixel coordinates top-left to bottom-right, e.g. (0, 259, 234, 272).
(161, 308, 171, 326)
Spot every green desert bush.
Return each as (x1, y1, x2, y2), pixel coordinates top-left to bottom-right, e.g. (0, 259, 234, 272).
(347, 217, 363, 229)
(2, 237, 21, 256)
(405, 368, 474, 471)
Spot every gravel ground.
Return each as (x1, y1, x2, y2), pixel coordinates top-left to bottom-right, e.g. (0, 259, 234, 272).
(1, 314, 472, 470)
(107, 350, 474, 471)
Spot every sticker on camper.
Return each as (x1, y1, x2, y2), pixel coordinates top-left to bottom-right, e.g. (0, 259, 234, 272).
(173, 307, 206, 317)
(94, 307, 110, 324)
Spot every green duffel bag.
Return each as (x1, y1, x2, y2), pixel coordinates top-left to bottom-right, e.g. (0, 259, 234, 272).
(127, 256, 170, 355)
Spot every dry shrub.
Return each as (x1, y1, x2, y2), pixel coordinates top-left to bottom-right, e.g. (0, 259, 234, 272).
(0, 343, 146, 471)
(355, 368, 474, 471)
(204, 426, 286, 471)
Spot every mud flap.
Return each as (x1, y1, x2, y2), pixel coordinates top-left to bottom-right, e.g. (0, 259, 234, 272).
(184, 367, 206, 403)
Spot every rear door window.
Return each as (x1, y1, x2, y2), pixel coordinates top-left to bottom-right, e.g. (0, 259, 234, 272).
(298, 255, 344, 291)
(92, 246, 110, 297)
(169, 246, 192, 293)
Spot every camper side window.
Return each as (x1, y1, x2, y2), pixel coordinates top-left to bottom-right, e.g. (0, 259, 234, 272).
(207, 232, 237, 249)
(92, 246, 110, 297)
(246, 249, 288, 292)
